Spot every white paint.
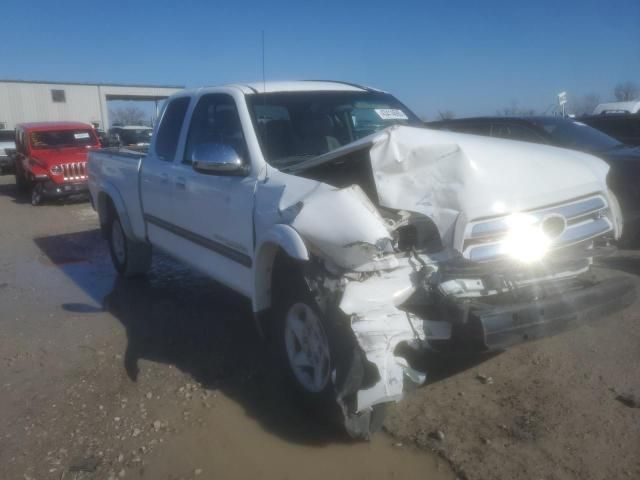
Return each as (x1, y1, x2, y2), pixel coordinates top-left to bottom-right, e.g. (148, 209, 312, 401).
(89, 81, 618, 419)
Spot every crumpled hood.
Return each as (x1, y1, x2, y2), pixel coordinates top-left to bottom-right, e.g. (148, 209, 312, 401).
(31, 147, 92, 166)
(294, 125, 611, 246)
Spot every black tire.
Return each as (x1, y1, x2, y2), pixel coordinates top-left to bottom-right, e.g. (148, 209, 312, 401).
(270, 258, 386, 439)
(618, 221, 640, 249)
(31, 183, 44, 206)
(107, 208, 152, 277)
(15, 163, 28, 191)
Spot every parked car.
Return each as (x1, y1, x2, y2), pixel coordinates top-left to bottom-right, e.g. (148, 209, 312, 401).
(427, 116, 640, 243)
(95, 128, 109, 147)
(0, 129, 16, 174)
(579, 114, 640, 147)
(88, 81, 633, 438)
(108, 125, 153, 149)
(592, 100, 640, 115)
(14, 122, 101, 205)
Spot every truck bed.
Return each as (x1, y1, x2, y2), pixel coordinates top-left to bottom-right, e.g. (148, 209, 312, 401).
(87, 147, 148, 242)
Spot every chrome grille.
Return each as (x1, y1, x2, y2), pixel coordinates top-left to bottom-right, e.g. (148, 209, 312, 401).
(62, 162, 87, 181)
(463, 194, 613, 262)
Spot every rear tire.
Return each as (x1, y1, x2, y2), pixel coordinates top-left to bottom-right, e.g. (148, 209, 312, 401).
(270, 258, 386, 439)
(107, 208, 152, 277)
(15, 163, 28, 191)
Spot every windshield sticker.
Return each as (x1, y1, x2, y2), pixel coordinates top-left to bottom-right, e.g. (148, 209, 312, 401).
(74, 132, 90, 139)
(374, 109, 409, 120)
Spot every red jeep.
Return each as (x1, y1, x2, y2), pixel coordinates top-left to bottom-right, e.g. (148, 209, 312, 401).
(14, 122, 101, 205)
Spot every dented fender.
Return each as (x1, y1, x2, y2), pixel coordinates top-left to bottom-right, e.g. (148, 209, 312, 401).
(253, 224, 309, 312)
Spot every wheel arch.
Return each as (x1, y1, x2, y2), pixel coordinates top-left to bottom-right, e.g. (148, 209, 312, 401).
(252, 224, 310, 330)
(96, 183, 135, 240)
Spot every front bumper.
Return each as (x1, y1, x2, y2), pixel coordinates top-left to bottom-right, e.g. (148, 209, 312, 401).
(439, 274, 636, 351)
(40, 180, 88, 198)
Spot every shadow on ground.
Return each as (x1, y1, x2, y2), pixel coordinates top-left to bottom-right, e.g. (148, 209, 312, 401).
(0, 178, 29, 204)
(33, 229, 355, 446)
(599, 253, 640, 276)
(34, 229, 494, 446)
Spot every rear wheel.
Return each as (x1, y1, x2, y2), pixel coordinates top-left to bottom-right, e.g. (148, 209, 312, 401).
(15, 163, 28, 191)
(271, 258, 387, 439)
(107, 208, 152, 277)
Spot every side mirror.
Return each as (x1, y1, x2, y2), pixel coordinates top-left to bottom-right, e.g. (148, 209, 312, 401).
(191, 143, 247, 176)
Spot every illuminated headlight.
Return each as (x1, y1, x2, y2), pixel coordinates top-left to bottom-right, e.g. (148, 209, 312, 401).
(501, 214, 551, 263)
(462, 195, 614, 263)
(50, 165, 63, 175)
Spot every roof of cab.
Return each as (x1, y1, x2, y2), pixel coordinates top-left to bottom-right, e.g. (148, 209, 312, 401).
(111, 125, 153, 130)
(17, 121, 95, 132)
(182, 80, 383, 96)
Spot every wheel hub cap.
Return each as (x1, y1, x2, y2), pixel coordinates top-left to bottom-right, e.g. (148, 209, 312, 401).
(284, 302, 331, 393)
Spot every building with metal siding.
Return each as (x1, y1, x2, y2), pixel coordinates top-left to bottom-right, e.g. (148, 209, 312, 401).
(0, 80, 183, 130)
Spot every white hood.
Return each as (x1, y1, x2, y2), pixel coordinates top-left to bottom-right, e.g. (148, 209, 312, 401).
(293, 125, 611, 248)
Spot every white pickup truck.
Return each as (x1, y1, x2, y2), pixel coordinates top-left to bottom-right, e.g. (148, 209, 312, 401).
(88, 81, 634, 438)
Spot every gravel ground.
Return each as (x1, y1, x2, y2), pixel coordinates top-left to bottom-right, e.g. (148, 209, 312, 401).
(0, 176, 451, 480)
(1, 174, 639, 480)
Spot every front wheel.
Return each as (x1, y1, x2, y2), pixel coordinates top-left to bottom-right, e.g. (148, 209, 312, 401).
(271, 263, 386, 439)
(107, 209, 152, 277)
(31, 183, 44, 206)
(15, 164, 28, 191)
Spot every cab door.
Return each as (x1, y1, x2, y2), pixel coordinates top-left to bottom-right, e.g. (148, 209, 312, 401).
(140, 96, 191, 253)
(163, 93, 257, 297)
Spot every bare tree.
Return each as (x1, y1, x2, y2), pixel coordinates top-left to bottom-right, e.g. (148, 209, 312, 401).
(614, 81, 639, 101)
(110, 106, 147, 126)
(570, 93, 601, 116)
(437, 110, 456, 120)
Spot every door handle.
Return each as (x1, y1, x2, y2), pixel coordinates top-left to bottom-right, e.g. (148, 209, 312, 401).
(159, 172, 169, 184)
(175, 177, 186, 190)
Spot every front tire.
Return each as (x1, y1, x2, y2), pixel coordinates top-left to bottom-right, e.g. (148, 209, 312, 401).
(31, 183, 44, 206)
(271, 260, 386, 439)
(15, 163, 28, 191)
(107, 209, 152, 277)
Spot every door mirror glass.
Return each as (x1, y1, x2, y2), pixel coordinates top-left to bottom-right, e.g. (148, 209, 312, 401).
(192, 142, 247, 175)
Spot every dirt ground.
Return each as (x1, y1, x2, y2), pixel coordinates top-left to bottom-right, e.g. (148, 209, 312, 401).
(0, 174, 638, 480)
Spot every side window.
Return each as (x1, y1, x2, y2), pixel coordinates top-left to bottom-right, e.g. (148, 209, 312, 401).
(155, 97, 190, 161)
(183, 94, 248, 165)
(491, 123, 544, 143)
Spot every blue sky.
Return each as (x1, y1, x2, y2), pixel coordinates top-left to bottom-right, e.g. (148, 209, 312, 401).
(3, 0, 639, 119)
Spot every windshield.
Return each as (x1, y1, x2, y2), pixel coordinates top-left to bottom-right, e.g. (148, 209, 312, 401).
(29, 129, 98, 149)
(247, 91, 422, 168)
(531, 118, 623, 152)
(0, 131, 14, 143)
(118, 129, 153, 145)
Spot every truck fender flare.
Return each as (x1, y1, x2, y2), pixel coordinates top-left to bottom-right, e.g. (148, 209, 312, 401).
(97, 180, 135, 240)
(252, 224, 309, 314)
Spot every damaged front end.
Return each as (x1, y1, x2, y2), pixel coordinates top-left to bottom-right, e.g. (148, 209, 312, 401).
(270, 126, 636, 437)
